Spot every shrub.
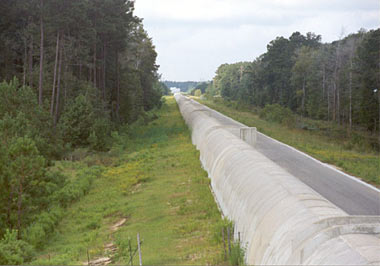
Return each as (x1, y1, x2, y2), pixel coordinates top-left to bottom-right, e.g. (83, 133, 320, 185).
(51, 166, 102, 208)
(0, 79, 63, 160)
(194, 89, 202, 97)
(0, 229, 34, 265)
(59, 94, 112, 151)
(88, 118, 112, 151)
(260, 104, 296, 127)
(58, 94, 95, 147)
(21, 166, 101, 250)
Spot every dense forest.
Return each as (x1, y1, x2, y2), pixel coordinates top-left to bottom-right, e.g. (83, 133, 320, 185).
(0, 0, 165, 263)
(206, 30, 380, 144)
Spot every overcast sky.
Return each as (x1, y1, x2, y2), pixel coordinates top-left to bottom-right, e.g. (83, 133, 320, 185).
(134, 0, 379, 81)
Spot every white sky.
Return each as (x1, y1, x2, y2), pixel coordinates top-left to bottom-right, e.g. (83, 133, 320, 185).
(134, 0, 380, 81)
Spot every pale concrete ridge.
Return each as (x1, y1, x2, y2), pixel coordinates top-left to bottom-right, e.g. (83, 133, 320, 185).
(175, 94, 380, 265)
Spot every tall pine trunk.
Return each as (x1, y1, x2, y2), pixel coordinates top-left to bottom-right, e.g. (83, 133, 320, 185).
(322, 63, 327, 119)
(349, 58, 353, 133)
(93, 42, 97, 88)
(79, 60, 82, 80)
(327, 85, 330, 121)
(337, 82, 340, 125)
(63, 44, 68, 105)
(332, 66, 338, 122)
(322, 64, 326, 100)
(54, 34, 63, 126)
(333, 42, 341, 124)
(28, 35, 33, 87)
(333, 81, 336, 121)
(102, 42, 106, 101)
(38, 0, 44, 106)
(50, 32, 60, 116)
(301, 76, 306, 116)
(23, 40, 27, 87)
(116, 51, 120, 120)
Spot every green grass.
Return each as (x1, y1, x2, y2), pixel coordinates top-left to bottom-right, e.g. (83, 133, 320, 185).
(31, 97, 227, 265)
(194, 97, 380, 187)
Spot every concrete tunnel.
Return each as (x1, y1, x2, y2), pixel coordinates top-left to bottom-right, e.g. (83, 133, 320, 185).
(174, 93, 380, 265)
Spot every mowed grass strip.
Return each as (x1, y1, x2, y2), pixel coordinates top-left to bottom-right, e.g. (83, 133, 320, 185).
(195, 98, 379, 186)
(32, 97, 224, 265)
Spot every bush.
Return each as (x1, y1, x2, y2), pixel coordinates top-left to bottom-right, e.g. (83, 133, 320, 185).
(0, 229, 34, 265)
(260, 104, 296, 127)
(51, 166, 102, 208)
(88, 118, 112, 151)
(23, 207, 63, 248)
(194, 89, 202, 97)
(0, 79, 63, 160)
(21, 166, 102, 251)
(58, 94, 112, 150)
(58, 94, 95, 147)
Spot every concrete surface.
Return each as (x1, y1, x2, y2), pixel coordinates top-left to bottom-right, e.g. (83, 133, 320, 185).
(186, 96, 380, 215)
(175, 94, 380, 265)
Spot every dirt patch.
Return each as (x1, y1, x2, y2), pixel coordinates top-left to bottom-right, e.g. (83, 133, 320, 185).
(88, 257, 112, 266)
(104, 242, 117, 253)
(111, 218, 127, 232)
(84, 218, 128, 265)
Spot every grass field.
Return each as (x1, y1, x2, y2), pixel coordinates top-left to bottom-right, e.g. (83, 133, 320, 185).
(31, 97, 228, 265)
(194, 97, 380, 187)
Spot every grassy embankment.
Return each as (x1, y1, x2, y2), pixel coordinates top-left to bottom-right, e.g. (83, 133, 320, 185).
(31, 97, 228, 265)
(194, 97, 379, 187)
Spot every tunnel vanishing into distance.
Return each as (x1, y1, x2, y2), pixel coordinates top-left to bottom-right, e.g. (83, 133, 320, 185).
(175, 94, 380, 265)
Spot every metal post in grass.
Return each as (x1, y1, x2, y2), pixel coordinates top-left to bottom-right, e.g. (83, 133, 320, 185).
(222, 228, 227, 260)
(87, 248, 90, 266)
(137, 233, 142, 266)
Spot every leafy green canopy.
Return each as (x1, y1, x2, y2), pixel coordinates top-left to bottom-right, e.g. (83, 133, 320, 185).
(207, 29, 380, 134)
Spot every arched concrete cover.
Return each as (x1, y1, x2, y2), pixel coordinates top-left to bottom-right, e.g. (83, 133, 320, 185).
(175, 94, 380, 265)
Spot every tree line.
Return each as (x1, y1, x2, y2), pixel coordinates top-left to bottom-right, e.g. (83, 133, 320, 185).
(0, 0, 165, 263)
(0, 0, 165, 126)
(206, 30, 380, 139)
(163, 80, 199, 93)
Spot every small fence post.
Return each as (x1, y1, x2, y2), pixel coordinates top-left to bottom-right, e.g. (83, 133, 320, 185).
(137, 233, 142, 266)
